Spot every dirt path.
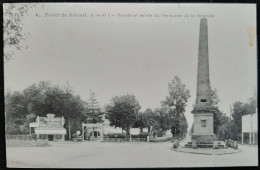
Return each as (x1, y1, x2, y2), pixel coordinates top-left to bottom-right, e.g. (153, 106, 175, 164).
(6, 142, 258, 168)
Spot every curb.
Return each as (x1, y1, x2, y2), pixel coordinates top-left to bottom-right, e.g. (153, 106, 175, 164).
(172, 148, 241, 155)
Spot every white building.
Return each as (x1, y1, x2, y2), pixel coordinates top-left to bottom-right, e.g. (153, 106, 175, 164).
(29, 114, 66, 141)
(242, 110, 258, 144)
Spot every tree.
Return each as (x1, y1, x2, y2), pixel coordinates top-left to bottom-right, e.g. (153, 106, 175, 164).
(215, 90, 257, 141)
(161, 77, 191, 139)
(154, 108, 171, 132)
(216, 117, 234, 141)
(19, 113, 37, 134)
(231, 96, 256, 135)
(85, 90, 103, 137)
(5, 81, 87, 140)
(132, 113, 146, 133)
(210, 88, 225, 135)
(60, 90, 86, 140)
(105, 94, 141, 137)
(86, 90, 103, 124)
(143, 109, 159, 133)
(3, 3, 38, 61)
(247, 89, 257, 114)
(213, 110, 229, 136)
(232, 90, 257, 134)
(133, 108, 158, 133)
(210, 88, 220, 108)
(5, 91, 27, 134)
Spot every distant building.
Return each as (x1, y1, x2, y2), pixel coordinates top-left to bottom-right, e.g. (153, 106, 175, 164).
(242, 110, 258, 144)
(29, 114, 66, 141)
(82, 114, 148, 141)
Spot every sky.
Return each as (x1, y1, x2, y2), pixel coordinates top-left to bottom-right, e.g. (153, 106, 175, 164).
(4, 3, 257, 130)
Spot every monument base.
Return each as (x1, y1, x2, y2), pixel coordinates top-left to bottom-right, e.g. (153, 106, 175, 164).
(191, 134, 217, 142)
(183, 134, 223, 148)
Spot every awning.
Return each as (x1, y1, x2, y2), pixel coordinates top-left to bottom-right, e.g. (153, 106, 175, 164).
(35, 128, 66, 134)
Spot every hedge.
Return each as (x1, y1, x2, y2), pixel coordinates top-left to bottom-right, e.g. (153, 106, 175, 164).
(106, 133, 126, 138)
(131, 132, 149, 138)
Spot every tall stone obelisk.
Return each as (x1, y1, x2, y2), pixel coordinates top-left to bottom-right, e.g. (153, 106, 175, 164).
(191, 18, 217, 142)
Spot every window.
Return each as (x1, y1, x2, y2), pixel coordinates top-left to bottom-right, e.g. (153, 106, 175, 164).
(201, 99, 207, 102)
(39, 134, 46, 139)
(55, 134, 62, 139)
(201, 120, 207, 127)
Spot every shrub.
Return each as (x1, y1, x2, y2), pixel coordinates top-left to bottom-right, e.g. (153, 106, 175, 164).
(212, 141, 219, 149)
(106, 133, 126, 138)
(173, 139, 179, 148)
(225, 140, 229, 147)
(32, 134, 37, 140)
(157, 130, 165, 137)
(131, 134, 139, 138)
(173, 143, 178, 148)
(230, 140, 234, 148)
(192, 141, 197, 149)
(150, 137, 174, 142)
(233, 141, 238, 150)
(139, 132, 149, 138)
(72, 133, 78, 138)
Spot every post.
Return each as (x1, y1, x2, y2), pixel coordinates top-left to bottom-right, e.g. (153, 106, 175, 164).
(250, 113, 253, 144)
(101, 123, 103, 141)
(82, 123, 84, 141)
(249, 132, 252, 144)
(253, 132, 255, 144)
(242, 132, 244, 144)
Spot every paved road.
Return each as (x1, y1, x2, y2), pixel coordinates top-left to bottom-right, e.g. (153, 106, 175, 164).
(6, 141, 258, 168)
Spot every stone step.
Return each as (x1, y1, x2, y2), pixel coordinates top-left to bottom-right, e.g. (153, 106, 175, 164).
(187, 142, 220, 144)
(184, 144, 225, 148)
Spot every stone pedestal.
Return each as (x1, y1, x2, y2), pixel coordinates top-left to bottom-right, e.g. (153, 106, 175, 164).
(191, 106, 217, 142)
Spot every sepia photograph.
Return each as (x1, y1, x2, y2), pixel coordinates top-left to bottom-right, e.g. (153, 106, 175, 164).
(4, 3, 258, 168)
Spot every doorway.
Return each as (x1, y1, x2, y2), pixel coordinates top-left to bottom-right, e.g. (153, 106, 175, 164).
(48, 134, 54, 141)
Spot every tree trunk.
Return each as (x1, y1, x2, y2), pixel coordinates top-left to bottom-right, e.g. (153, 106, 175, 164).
(68, 119, 71, 140)
(126, 126, 130, 137)
(174, 127, 177, 139)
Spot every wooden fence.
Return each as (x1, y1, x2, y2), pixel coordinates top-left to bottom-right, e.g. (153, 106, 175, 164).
(6, 135, 34, 141)
(102, 137, 147, 142)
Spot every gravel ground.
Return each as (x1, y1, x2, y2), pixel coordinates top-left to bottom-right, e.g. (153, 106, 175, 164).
(6, 141, 258, 168)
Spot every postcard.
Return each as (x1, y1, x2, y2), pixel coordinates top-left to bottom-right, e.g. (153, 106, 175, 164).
(4, 3, 257, 168)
